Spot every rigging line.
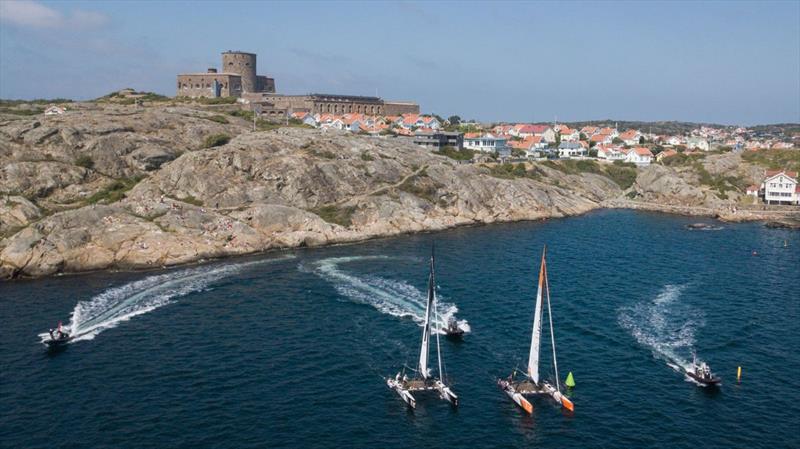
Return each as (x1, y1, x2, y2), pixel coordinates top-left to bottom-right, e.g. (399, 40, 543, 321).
(544, 254, 561, 391)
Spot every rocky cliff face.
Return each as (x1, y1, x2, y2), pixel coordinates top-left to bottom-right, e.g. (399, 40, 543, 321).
(0, 104, 623, 278)
(0, 103, 787, 279)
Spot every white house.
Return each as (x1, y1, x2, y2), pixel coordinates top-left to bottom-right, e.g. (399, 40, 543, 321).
(420, 116, 441, 129)
(541, 128, 557, 143)
(687, 137, 710, 151)
(619, 130, 642, 146)
(596, 144, 627, 161)
(761, 170, 799, 205)
(625, 147, 653, 166)
(559, 127, 580, 142)
(291, 111, 317, 127)
(464, 134, 511, 157)
(667, 136, 684, 146)
(557, 142, 586, 158)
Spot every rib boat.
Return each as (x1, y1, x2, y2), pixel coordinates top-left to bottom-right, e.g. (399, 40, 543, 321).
(498, 246, 574, 413)
(685, 355, 721, 387)
(386, 247, 458, 408)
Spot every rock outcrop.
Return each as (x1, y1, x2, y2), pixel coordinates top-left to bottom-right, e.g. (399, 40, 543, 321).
(1, 103, 795, 279)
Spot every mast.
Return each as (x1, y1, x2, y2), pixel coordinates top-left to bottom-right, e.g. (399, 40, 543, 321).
(544, 254, 561, 391)
(418, 248, 435, 379)
(433, 260, 444, 381)
(528, 246, 546, 384)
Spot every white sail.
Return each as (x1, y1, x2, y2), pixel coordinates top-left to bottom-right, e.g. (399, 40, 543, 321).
(544, 257, 560, 391)
(528, 248, 546, 384)
(418, 254, 435, 379)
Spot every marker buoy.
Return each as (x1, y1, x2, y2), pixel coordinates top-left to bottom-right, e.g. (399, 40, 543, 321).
(565, 372, 576, 388)
(737, 366, 742, 382)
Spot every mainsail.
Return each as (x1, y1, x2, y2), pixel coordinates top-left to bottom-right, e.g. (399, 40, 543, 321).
(528, 247, 546, 383)
(418, 252, 435, 379)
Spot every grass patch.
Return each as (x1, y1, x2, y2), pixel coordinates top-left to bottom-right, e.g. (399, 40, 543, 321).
(203, 133, 231, 148)
(436, 146, 475, 161)
(691, 161, 745, 198)
(205, 115, 229, 124)
(542, 159, 604, 175)
(742, 149, 800, 172)
(311, 205, 355, 227)
(662, 152, 706, 167)
(309, 148, 336, 159)
(397, 167, 440, 203)
(86, 176, 144, 205)
(74, 155, 95, 169)
(487, 163, 544, 181)
(175, 96, 238, 105)
(360, 152, 375, 161)
(0, 107, 45, 116)
(605, 164, 637, 189)
(179, 195, 204, 207)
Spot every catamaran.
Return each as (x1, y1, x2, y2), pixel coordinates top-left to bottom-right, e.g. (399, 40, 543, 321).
(498, 246, 574, 413)
(386, 248, 458, 409)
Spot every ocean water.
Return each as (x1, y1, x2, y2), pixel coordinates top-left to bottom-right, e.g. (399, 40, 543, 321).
(1, 209, 798, 448)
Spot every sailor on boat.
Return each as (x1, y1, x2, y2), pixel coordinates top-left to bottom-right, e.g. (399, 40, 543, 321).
(444, 316, 464, 339)
(46, 321, 71, 346)
(686, 356, 721, 386)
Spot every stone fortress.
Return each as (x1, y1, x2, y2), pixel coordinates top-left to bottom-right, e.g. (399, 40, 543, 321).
(177, 50, 419, 116)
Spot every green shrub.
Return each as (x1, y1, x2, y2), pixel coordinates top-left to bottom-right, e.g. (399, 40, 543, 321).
(179, 195, 204, 206)
(397, 168, 439, 203)
(742, 149, 800, 172)
(605, 164, 637, 189)
(311, 205, 355, 227)
(206, 115, 229, 124)
(361, 152, 375, 161)
(437, 146, 475, 161)
(311, 149, 336, 159)
(75, 155, 95, 169)
(203, 133, 231, 148)
(86, 176, 144, 204)
(0, 107, 44, 116)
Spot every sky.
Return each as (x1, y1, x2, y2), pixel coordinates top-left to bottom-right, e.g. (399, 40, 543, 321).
(1, 0, 798, 125)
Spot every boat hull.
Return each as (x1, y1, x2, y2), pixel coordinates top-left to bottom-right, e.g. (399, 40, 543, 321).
(386, 378, 416, 409)
(685, 371, 722, 387)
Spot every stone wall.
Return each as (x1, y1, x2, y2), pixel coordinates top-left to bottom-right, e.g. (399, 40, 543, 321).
(257, 76, 276, 93)
(177, 74, 242, 98)
(384, 101, 420, 115)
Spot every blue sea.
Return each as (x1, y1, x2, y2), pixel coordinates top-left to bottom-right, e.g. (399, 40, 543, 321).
(1, 210, 798, 448)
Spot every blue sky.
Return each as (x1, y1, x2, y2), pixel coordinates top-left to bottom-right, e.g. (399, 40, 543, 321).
(1, 0, 798, 124)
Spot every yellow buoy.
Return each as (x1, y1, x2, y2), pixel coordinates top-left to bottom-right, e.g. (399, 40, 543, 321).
(737, 366, 742, 382)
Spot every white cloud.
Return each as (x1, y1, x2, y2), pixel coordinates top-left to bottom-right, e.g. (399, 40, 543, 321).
(0, 0, 108, 29)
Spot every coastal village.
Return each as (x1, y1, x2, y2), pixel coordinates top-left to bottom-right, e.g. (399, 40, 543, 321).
(282, 110, 799, 205)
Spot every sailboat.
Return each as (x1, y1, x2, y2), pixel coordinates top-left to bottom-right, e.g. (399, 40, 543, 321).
(498, 246, 574, 413)
(386, 247, 458, 408)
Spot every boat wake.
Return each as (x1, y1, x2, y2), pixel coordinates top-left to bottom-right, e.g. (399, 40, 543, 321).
(38, 257, 291, 345)
(308, 256, 470, 333)
(618, 284, 704, 373)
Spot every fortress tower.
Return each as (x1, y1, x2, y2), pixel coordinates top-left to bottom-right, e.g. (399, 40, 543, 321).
(222, 51, 258, 93)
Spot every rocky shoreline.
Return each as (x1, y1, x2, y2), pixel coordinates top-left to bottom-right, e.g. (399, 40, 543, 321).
(1, 104, 797, 280)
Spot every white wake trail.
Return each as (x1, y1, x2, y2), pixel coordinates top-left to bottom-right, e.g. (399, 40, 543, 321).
(39, 256, 292, 344)
(309, 256, 470, 333)
(618, 284, 703, 372)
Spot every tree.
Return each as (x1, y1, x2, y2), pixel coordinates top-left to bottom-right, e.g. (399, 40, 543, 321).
(579, 132, 588, 141)
(448, 115, 461, 126)
(639, 136, 646, 145)
(612, 137, 624, 145)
